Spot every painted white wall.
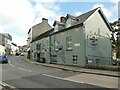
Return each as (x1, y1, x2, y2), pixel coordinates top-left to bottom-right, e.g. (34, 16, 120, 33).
(84, 9, 111, 37)
(66, 18, 72, 28)
(0, 45, 5, 56)
(84, 9, 112, 65)
(11, 45, 19, 55)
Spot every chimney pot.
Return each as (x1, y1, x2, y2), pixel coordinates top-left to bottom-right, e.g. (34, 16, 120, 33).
(42, 18, 48, 23)
(60, 17, 65, 23)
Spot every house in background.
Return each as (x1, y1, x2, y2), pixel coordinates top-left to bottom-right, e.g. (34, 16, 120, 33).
(0, 33, 12, 55)
(11, 43, 19, 55)
(0, 45, 5, 56)
(27, 18, 52, 59)
(50, 7, 112, 67)
(31, 28, 54, 63)
(22, 45, 28, 52)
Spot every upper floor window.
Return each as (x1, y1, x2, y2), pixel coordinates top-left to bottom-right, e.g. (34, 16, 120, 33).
(66, 36, 72, 50)
(54, 25, 58, 32)
(41, 41, 46, 50)
(54, 40, 59, 51)
(34, 43, 36, 50)
(36, 43, 41, 50)
(66, 18, 72, 28)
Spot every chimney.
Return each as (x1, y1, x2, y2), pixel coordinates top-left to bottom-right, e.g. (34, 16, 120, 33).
(42, 18, 48, 23)
(60, 17, 65, 23)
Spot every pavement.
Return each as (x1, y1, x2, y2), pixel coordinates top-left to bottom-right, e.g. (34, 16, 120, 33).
(0, 82, 19, 90)
(1, 56, 119, 90)
(0, 57, 120, 90)
(22, 56, 120, 78)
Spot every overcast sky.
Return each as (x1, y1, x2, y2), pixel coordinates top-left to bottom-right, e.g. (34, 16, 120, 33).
(0, 0, 119, 46)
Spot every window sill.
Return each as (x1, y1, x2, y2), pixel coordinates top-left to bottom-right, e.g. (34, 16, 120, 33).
(66, 48, 72, 51)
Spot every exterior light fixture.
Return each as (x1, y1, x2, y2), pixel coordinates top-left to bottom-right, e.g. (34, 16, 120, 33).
(61, 32, 64, 35)
(75, 28, 79, 32)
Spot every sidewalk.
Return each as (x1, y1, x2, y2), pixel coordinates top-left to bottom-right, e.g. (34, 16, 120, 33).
(32, 61, 119, 77)
(23, 57, 120, 78)
(0, 82, 19, 90)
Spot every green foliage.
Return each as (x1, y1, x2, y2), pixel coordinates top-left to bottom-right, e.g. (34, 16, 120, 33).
(85, 64, 120, 71)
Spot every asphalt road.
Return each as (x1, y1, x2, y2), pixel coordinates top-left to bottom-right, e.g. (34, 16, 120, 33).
(0, 55, 118, 89)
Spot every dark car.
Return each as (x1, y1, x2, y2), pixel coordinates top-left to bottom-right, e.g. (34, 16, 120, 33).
(16, 52, 21, 56)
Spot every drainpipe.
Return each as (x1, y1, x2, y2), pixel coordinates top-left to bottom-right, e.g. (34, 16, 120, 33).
(49, 35, 52, 63)
(83, 24, 87, 66)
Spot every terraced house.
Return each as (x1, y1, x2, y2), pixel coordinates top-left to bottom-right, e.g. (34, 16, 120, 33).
(30, 7, 112, 67)
(27, 18, 52, 60)
(0, 33, 12, 55)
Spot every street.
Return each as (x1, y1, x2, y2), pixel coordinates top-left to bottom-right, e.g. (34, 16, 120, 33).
(0, 55, 119, 89)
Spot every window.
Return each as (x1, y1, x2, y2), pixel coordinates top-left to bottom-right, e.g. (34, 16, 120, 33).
(41, 42, 45, 50)
(54, 40, 59, 51)
(66, 19, 71, 28)
(36, 43, 37, 50)
(54, 25, 58, 32)
(36, 43, 41, 50)
(36, 43, 38, 50)
(34, 43, 36, 50)
(39, 43, 41, 50)
(66, 36, 72, 50)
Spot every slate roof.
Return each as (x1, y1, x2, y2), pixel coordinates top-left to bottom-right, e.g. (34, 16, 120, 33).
(76, 7, 98, 24)
(51, 7, 112, 35)
(50, 8, 99, 35)
(66, 14, 77, 20)
(53, 21, 65, 26)
(31, 7, 112, 42)
(31, 28, 54, 43)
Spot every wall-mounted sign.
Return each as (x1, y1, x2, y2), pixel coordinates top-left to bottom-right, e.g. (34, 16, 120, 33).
(88, 59, 93, 64)
(74, 43, 80, 47)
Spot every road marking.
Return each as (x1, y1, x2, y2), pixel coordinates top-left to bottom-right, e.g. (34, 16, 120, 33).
(0, 85, 2, 89)
(42, 74, 85, 84)
(0, 82, 17, 89)
(9, 60, 32, 72)
(8, 61, 15, 67)
(17, 67, 32, 72)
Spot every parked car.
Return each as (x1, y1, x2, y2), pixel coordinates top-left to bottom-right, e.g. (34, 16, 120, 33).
(16, 52, 21, 56)
(0, 55, 8, 63)
(20, 53, 24, 56)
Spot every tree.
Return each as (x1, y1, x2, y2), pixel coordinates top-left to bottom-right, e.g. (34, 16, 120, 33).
(110, 18, 120, 59)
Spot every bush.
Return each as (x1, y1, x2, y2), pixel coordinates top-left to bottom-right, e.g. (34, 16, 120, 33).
(85, 64, 120, 71)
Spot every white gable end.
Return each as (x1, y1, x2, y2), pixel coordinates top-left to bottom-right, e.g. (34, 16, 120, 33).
(84, 9, 111, 38)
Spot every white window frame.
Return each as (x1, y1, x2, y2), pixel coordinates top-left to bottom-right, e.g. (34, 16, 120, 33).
(66, 36, 72, 50)
(54, 25, 58, 32)
(54, 40, 59, 51)
(66, 18, 72, 28)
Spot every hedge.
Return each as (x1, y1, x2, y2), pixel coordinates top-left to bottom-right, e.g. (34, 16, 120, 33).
(85, 64, 120, 71)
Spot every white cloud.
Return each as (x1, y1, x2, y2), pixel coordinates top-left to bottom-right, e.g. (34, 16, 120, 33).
(12, 34, 27, 46)
(0, 0, 35, 34)
(0, 0, 35, 46)
(93, 4, 113, 19)
(0, 25, 5, 33)
(31, 0, 74, 3)
(111, 1, 119, 19)
(32, 2, 61, 26)
(0, 0, 61, 45)
(75, 11, 82, 16)
(110, 0, 119, 4)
